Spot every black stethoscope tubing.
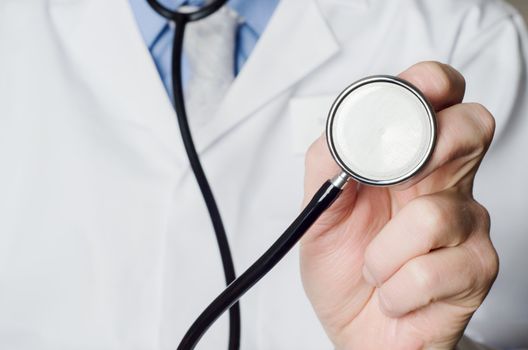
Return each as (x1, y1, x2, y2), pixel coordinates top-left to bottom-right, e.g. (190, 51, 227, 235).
(146, 2, 345, 350)
(145, 1, 240, 350)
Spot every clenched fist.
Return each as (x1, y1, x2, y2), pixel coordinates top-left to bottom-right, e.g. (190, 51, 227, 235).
(300, 62, 498, 350)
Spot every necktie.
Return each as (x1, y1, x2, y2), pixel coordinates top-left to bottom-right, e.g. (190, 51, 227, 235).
(183, 5, 240, 125)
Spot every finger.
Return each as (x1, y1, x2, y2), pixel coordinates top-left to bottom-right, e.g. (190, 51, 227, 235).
(303, 61, 464, 199)
(395, 102, 496, 191)
(304, 62, 468, 199)
(301, 135, 360, 235)
(376, 244, 488, 318)
(303, 135, 343, 202)
(362, 191, 481, 287)
(399, 61, 466, 111)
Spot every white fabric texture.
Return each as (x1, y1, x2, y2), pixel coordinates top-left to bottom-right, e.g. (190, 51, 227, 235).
(0, 0, 527, 349)
(457, 336, 496, 350)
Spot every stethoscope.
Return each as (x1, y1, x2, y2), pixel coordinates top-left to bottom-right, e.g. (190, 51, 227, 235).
(146, 1, 437, 349)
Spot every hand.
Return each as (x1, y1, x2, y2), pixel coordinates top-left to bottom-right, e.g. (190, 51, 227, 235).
(300, 62, 499, 350)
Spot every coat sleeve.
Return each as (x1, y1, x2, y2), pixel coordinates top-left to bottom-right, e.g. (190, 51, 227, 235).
(456, 336, 496, 350)
(448, 1, 528, 146)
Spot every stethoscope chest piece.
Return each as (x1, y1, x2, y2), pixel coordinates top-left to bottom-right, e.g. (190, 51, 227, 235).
(327, 76, 437, 186)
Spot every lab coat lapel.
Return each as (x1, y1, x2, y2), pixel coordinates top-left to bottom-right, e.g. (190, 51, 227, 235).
(48, 0, 186, 163)
(197, 0, 340, 154)
(48, 0, 340, 163)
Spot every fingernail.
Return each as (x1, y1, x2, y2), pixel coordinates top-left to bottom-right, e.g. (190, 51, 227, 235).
(362, 265, 377, 286)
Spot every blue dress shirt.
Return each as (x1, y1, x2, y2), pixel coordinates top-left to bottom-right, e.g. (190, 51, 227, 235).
(129, 0, 279, 96)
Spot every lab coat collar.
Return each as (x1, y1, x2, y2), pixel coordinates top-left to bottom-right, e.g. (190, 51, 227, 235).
(129, 0, 278, 52)
(128, 0, 173, 50)
(46, 0, 340, 163)
(48, 0, 187, 162)
(196, 0, 341, 154)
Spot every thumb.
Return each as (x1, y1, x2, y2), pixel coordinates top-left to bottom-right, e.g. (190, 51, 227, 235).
(302, 134, 359, 240)
(303, 134, 342, 202)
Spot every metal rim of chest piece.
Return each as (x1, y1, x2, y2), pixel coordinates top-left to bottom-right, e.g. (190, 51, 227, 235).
(326, 75, 437, 187)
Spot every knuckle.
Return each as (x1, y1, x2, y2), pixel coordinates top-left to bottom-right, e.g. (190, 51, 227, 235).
(415, 196, 449, 237)
(424, 62, 453, 94)
(467, 236, 499, 288)
(489, 247, 500, 281)
(468, 103, 496, 150)
(378, 288, 399, 317)
(406, 259, 436, 295)
(363, 244, 382, 279)
(420, 61, 464, 96)
(474, 201, 491, 232)
(481, 240, 500, 282)
(418, 61, 445, 75)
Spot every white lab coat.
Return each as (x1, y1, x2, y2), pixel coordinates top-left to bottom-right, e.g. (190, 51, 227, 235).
(0, 0, 527, 349)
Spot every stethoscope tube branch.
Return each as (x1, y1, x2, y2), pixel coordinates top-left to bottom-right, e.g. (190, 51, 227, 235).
(145, 0, 229, 22)
(177, 181, 343, 350)
(169, 15, 241, 350)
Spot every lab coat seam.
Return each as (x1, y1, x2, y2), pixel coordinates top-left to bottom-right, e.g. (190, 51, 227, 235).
(153, 186, 178, 350)
(484, 15, 528, 153)
(448, 2, 522, 65)
(449, 10, 525, 147)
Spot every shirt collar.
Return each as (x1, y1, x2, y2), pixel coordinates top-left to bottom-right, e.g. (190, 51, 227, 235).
(129, 0, 279, 49)
(128, 0, 180, 49)
(229, 0, 279, 36)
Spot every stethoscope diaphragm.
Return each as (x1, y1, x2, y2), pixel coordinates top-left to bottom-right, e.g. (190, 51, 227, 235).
(326, 76, 437, 186)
